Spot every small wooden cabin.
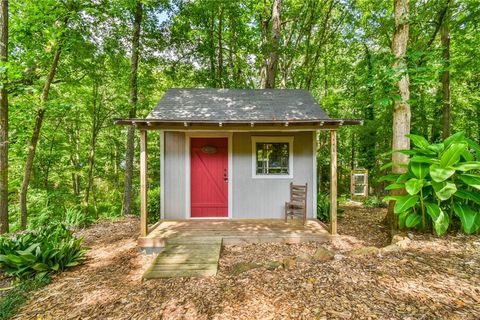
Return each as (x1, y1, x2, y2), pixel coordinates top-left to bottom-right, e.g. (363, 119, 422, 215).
(115, 89, 361, 236)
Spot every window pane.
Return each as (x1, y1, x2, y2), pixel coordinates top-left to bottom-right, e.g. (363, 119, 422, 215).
(256, 142, 289, 175)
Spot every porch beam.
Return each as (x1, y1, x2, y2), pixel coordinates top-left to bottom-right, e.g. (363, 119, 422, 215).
(140, 129, 148, 237)
(330, 129, 337, 235)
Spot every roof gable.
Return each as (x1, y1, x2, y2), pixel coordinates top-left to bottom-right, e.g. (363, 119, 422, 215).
(147, 88, 330, 122)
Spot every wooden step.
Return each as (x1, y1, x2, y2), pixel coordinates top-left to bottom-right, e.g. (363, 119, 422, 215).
(143, 238, 222, 279)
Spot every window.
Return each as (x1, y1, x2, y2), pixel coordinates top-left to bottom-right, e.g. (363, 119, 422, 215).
(252, 136, 293, 178)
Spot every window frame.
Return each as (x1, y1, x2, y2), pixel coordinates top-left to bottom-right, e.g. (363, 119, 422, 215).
(251, 136, 294, 179)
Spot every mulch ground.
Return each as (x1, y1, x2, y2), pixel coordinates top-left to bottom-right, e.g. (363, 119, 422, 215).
(6, 207, 480, 320)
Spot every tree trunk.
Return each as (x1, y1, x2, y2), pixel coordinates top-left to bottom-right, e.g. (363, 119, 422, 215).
(217, 2, 224, 87)
(441, 4, 451, 139)
(386, 0, 411, 233)
(264, 0, 281, 89)
(84, 81, 99, 211)
(19, 46, 61, 229)
(122, 1, 142, 216)
(208, 13, 216, 87)
(0, 0, 8, 234)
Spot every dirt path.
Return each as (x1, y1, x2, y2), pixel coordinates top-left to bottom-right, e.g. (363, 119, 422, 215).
(11, 210, 480, 320)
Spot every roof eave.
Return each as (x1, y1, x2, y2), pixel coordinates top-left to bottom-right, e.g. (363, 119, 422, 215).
(113, 118, 363, 128)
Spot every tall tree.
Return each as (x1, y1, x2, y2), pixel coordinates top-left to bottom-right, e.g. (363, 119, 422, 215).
(386, 0, 411, 232)
(19, 46, 62, 228)
(441, 1, 451, 139)
(0, 0, 8, 234)
(122, 1, 143, 216)
(262, 0, 282, 89)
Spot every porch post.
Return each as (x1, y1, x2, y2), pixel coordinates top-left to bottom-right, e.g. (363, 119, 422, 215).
(140, 129, 148, 237)
(330, 129, 337, 235)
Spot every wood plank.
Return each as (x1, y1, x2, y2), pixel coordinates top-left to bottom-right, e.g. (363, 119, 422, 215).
(330, 129, 337, 235)
(144, 269, 217, 278)
(140, 130, 148, 237)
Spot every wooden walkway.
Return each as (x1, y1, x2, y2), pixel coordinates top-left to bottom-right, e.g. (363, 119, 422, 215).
(141, 219, 329, 279)
(143, 237, 222, 279)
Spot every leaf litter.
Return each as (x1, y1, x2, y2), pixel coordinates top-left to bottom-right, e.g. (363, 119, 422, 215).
(7, 208, 480, 320)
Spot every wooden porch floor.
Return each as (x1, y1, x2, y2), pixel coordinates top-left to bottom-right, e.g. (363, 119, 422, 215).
(141, 219, 330, 279)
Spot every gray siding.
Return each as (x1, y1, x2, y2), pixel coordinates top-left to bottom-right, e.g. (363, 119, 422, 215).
(164, 131, 186, 219)
(232, 132, 314, 219)
(163, 130, 315, 219)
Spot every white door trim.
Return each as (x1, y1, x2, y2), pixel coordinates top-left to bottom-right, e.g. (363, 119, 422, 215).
(185, 132, 233, 219)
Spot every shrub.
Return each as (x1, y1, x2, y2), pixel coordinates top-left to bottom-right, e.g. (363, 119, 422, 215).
(148, 187, 161, 224)
(363, 196, 387, 208)
(64, 207, 95, 228)
(382, 132, 480, 235)
(0, 223, 86, 279)
(317, 193, 344, 222)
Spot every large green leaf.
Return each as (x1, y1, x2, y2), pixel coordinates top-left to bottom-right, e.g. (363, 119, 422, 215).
(394, 195, 420, 214)
(425, 203, 449, 236)
(444, 132, 465, 148)
(453, 204, 480, 234)
(396, 172, 413, 183)
(406, 134, 429, 149)
(410, 161, 430, 179)
(398, 211, 408, 228)
(405, 178, 424, 195)
(410, 156, 437, 164)
(461, 149, 474, 162)
(454, 161, 480, 172)
(454, 189, 480, 205)
(428, 143, 444, 154)
(440, 143, 467, 168)
(465, 137, 480, 155)
(385, 183, 405, 190)
(429, 164, 455, 182)
(432, 181, 457, 201)
(405, 214, 422, 228)
(459, 174, 480, 190)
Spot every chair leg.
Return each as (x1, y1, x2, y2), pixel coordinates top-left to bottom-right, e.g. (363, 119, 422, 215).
(284, 202, 288, 222)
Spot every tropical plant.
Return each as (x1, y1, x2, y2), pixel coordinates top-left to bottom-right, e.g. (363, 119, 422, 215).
(0, 223, 86, 279)
(382, 132, 480, 235)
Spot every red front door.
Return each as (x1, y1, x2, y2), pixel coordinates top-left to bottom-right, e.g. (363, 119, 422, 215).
(191, 137, 228, 217)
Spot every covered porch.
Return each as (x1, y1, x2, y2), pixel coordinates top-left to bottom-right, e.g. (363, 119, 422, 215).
(138, 218, 331, 250)
(140, 219, 331, 278)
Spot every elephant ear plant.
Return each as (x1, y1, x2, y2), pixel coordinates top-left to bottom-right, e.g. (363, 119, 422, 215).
(382, 132, 480, 235)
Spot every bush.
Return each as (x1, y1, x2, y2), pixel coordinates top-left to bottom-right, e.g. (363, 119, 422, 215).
(0, 223, 86, 279)
(382, 132, 480, 235)
(148, 187, 161, 224)
(64, 207, 95, 228)
(363, 196, 387, 208)
(317, 193, 344, 222)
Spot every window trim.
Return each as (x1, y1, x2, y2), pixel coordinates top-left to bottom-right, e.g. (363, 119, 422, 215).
(251, 136, 294, 179)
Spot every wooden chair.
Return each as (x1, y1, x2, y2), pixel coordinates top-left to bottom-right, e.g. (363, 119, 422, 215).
(285, 182, 308, 224)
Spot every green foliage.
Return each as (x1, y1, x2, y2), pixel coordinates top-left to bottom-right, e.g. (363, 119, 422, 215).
(0, 224, 86, 279)
(147, 187, 161, 224)
(363, 196, 387, 208)
(64, 207, 95, 229)
(0, 274, 51, 320)
(316, 193, 344, 222)
(384, 132, 480, 235)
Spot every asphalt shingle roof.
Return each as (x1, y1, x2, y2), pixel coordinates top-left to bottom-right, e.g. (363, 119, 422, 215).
(147, 88, 330, 122)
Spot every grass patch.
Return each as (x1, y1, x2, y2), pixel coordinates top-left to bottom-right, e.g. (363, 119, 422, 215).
(0, 275, 51, 320)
